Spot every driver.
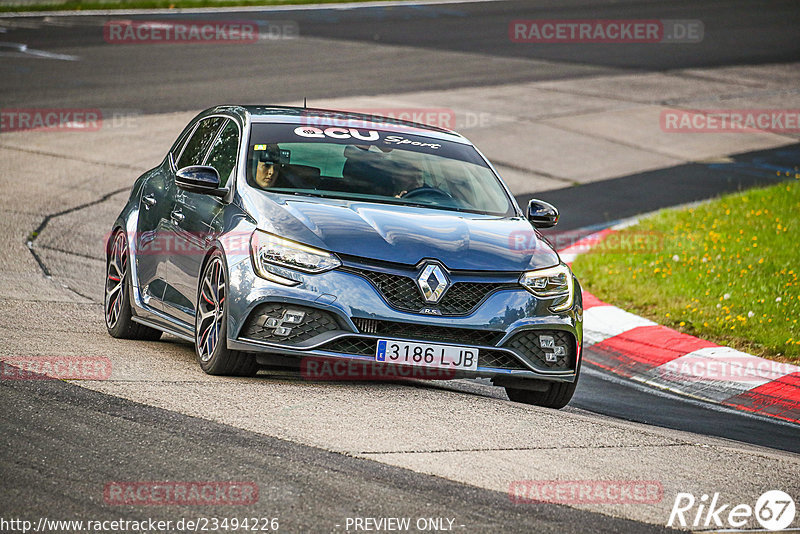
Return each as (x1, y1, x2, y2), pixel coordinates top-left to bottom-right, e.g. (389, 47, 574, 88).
(254, 146, 285, 189)
(393, 167, 424, 198)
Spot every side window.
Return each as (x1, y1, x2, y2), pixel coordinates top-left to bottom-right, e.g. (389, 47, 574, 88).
(204, 120, 239, 187)
(176, 117, 224, 169)
(168, 122, 196, 164)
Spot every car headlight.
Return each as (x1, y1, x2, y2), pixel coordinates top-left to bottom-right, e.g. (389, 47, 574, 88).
(519, 263, 575, 312)
(250, 230, 341, 285)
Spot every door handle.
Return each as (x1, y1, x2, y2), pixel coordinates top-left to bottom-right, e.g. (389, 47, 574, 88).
(142, 194, 156, 208)
(171, 210, 185, 222)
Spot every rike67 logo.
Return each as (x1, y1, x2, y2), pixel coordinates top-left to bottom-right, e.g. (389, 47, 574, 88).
(668, 490, 796, 531)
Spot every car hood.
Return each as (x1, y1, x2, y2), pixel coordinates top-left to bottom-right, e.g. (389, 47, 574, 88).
(247, 193, 559, 272)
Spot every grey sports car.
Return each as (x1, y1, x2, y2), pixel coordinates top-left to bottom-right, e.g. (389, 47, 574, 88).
(105, 105, 583, 408)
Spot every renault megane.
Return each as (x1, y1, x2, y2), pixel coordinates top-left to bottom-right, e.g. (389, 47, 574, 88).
(104, 105, 583, 408)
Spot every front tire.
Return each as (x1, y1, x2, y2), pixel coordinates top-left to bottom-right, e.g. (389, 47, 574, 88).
(195, 251, 258, 376)
(505, 363, 580, 409)
(105, 230, 162, 341)
(505, 380, 578, 409)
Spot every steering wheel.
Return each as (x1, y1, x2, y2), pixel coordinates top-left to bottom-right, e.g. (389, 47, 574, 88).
(400, 186, 453, 201)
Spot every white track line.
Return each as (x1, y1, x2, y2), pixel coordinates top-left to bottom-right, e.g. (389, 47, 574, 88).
(0, 0, 504, 18)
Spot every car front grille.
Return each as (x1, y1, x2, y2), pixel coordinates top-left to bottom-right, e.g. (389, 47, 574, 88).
(240, 303, 342, 345)
(342, 266, 518, 316)
(352, 318, 503, 346)
(320, 336, 527, 371)
(503, 329, 576, 371)
(323, 336, 375, 356)
(480, 350, 527, 370)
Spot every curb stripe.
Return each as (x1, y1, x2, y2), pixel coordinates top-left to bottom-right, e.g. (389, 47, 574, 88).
(583, 306, 656, 346)
(642, 348, 781, 403)
(722, 372, 800, 424)
(581, 291, 606, 310)
(589, 325, 715, 378)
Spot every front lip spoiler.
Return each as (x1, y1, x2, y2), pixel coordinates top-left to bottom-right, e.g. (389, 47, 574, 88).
(228, 336, 577, 382)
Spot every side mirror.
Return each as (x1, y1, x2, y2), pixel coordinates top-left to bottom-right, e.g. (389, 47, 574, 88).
(175, 166, 227, 197)
(526, 199, 559, 228)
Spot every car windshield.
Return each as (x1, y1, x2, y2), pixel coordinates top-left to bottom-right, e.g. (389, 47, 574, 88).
(247, 122, 514, 216)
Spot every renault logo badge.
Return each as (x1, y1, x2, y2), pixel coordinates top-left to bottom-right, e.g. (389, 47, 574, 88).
(417, 263, 450, 303)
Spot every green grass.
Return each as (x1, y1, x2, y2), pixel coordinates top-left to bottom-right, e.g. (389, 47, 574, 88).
(572, 178, 800, 363)
(0, 0, 378, 12)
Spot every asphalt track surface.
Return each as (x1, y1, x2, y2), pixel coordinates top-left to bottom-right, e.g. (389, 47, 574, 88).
(1, 0, 799, 531)
(2, 0, 799, 112)
(1, 370, 671, 533)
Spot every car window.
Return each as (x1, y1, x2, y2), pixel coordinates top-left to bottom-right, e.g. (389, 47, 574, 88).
(168, 121, 197, 165)
(176, 117, 224, 169)
(204, 119, 239, 187)
(283, 142, 347, 178)
(246, 123, 514, 216)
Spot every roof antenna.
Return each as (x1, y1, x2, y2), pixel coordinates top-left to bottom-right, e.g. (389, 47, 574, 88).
(303, 97, 307, 109)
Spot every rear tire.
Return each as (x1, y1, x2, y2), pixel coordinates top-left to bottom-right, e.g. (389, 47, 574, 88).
(195, 251, 258, 377)
(105, 230, 162, 341)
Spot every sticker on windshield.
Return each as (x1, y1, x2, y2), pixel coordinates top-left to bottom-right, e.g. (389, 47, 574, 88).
(254, 123, 484, 165)
(292, 126, 442, 150)
(293, 126, 379, 141)
(383, 135, 441, 149)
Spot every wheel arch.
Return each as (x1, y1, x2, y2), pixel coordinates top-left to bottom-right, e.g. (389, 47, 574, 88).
(106, 225, 122, 258)
(197, 245, 224, 296)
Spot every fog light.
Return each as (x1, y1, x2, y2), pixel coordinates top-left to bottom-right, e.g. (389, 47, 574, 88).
(540, 334, 566, 363)
(274, 326, 293, 336)
(259, 309, 307, 337)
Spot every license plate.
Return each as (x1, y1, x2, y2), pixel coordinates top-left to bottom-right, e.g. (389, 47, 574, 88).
(375, 339, 479, 371)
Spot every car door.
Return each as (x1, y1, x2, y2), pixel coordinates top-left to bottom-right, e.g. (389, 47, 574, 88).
(134, 129, 191, 311)
(169, 118, 241, 324)
(160, 116, 226, 324)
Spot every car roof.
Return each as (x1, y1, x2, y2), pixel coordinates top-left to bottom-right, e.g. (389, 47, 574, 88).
(204, 105, 471, 145)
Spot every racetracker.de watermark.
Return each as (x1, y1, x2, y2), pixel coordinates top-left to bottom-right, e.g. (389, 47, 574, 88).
(661, 109, 800, 133)
(298, 108, 495, 130)
(103, 20, 298, 44)
(112, 230, 250, 256)
(658, 355, 798, 382)
(0, 108, 142, 133)
(0, 356, 112, 380)
(300, 357, 457, 381)
(115, 229, 661, 258)
(509, 480, 663, 504)
(104, 481, 259, 506)
(1, 108, 101, 132)
(509, 19, 703, 43)
(509, 229, 665, 255)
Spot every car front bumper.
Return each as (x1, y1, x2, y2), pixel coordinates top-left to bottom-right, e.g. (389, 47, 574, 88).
(225, 255, 583, 384)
